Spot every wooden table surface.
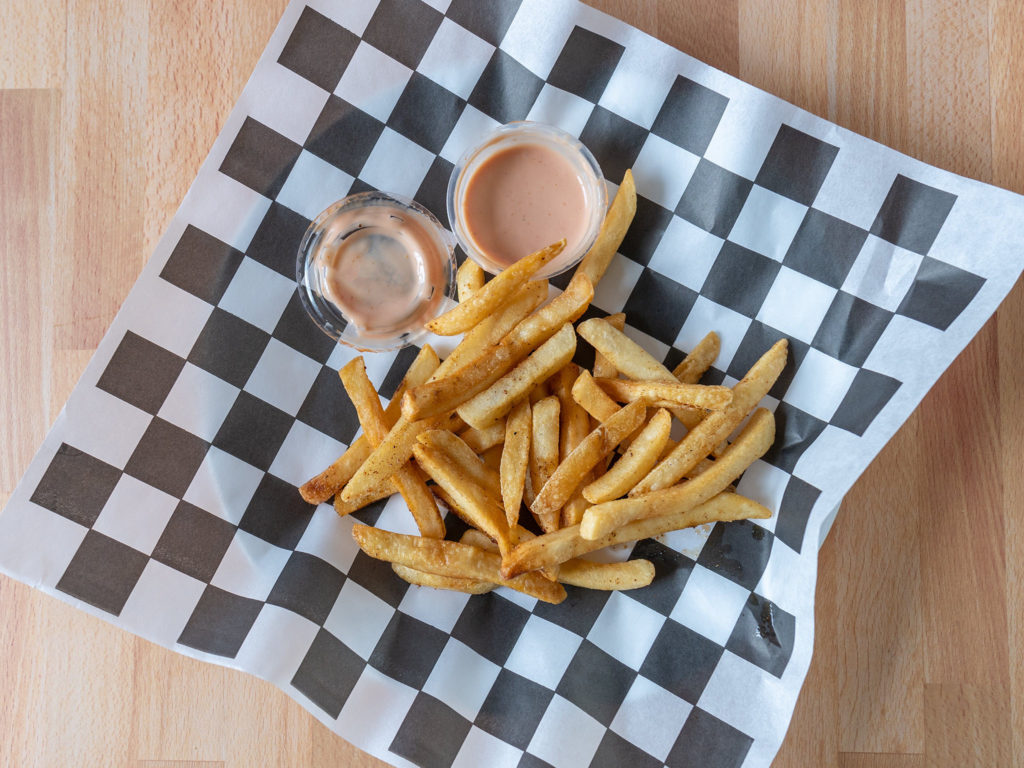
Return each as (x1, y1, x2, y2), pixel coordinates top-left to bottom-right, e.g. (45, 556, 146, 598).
(2, 1, 1021, 766)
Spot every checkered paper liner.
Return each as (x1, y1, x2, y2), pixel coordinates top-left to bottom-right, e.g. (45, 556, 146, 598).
(3, 1, 1023, 766)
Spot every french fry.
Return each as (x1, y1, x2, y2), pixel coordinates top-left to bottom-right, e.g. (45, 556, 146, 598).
(334, 478, 396, 517)
(531, 399, 646, 520)
(456, 259, 485, 303)
(418, 429, 501, 501)
(458, 323, 577, 430)
(352, 524, 566, 604)
(583, 408, 672, 504)
(480, 444, 504, 473)
(551, 364, 593, 527)
(500, 399, 531, 528)
(581, 407, 775, 540)
(392, 563, 494, 594)
(460, 528, 499, 551)
(571, 369, 620, 422)
(426, 240, 565, 335)
(529, 396, 561, 532)
(593, 313, 625, 379)
(576, 169, 637, 288)
(595, 378, 733, 411)
(459, 421, 505, 453)
(631, 339, 788, 495)
(673, 331, 720, 384)
(529, 380, 548, 404)
(339, 358, 445, 538)
(558, 558, 655, 590)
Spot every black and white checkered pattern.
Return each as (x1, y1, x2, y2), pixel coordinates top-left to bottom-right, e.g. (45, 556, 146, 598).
(3, 1, 1023, 767)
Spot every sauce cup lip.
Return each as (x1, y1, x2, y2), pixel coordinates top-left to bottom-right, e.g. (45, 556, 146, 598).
(446, 121, 607, 278)
(296, 190, 457, 353)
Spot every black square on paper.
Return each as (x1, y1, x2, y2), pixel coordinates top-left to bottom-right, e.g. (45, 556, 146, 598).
(622, 268, 697, 344)
(870, 174, 957, 255)
(762, 402, 827, 474)
(369, 612, 448, 689)
(187, 308, 270, 389)
(296, 365, 362, 445)
(831, 368, 901, 437)
(55, 531, 148, 616)
(774, 476, 821, 554)
(239, 473, 315, 550)
(390, 693, 473, 768)
(546, 26, 625, 103)
(378, 344, 424, 401)
(676, 159, 753, 239)
(591, 730, 661, 768)
(30, 444, 121, 528)
(627, 538, 695, 615)
(639, 619, 723, 704)
(388, 73, 466, 154)
(267, 551, 345, 625)
(579, 107, 648, 185)
(475, 669, 553, 749)
(754, 124, 839, 206)
(651, 75, 729, 156)
(273, 292, 337, 364)
(291, 628, 364, 718)
(556, 641, 635, 725)
(305, 96, 385, 177)
(277, 7, 359, 92)
(782, 208, 868, 289)
(151, 501, 236, 582)
(469, 49, 545, 124)
(727, 593, 796, 678)
(451, 592, 530, 665)
(700, 242, 780, 318)
(96, 332, 185, 415)
(177, 585, 263, 658)
(414, 156, 456, 230)
(618, 195, 674, 266)
(346, 549, 410, 607)
(728, 320, 807, 401)
(518, 755, 555, 768)
(896, 256, 986, 331)
(219, 118, 302, 199)
(246, 202, 312, 279)
(812, 291, 893, 368)
(447, 0, 522, 46)
(697, 520, 774, 591)
(533, 584, 611, 637)
(666, 707, 753, 768)
(124, 419, 209, 499)
(349, 495, 392, 528)
(160, 225, 244, 305)
(362, 0, 443, 70)
(213, 391, 293, 472)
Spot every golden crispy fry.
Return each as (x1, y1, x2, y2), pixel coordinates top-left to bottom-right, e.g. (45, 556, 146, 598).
(631, 340, 788, 495)
(581, 407, 775, 540)
(352, 524, 566, 603)
(529, 396, 562, 532)
(460, 528, 499, 551)
(458, 323, 577, 430)
(501, 399, 531, 528)
(334, 478, 396, 516)
(558, 558, 655, 590)
(576, 169, 636, 287)
(418, 429, 501, 501)
(502, 491, 770, 578)
(593, 313, 625, 379)
(426, 240, 565, 335)
(459, 421, 505, 453)
(480, 444, 503, 472)
(529, 380, 548, 404)
(583, 408, 672, 504)
(595, 378, 733, 411)
(571, 369, 620, 422)
(673, 332, 720, 384)
(531, 400, 646, 520)
(456, 259, 485, 303)
(392, 563, 494, 594)
(403, 274, 592, 421)
(339, 358, 445, 538)
(300, 345, 440, 503)
(551, 364, 592, 527)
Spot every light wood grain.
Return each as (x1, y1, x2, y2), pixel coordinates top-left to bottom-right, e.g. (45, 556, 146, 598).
(1, 2, 1022, 767)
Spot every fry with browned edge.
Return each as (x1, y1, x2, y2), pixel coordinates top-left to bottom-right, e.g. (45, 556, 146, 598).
(500, 399, 531, 528)
(576, 169, 636, 287)
(456, 258, 485, 303)
(529, 396, 561, 532)
(583, 408, 672, 504)
(595, 378, 733, 411)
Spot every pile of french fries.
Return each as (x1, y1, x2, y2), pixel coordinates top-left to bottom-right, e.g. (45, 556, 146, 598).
(299, 171, 788, 605)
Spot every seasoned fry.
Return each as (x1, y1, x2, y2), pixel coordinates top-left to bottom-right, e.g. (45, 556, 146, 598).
(426, 240, 565, 335)
(501, 399, 531, 528)
(392, 563, 494, 594)
(571, 369, 620, 422)
(502, 491, 770, 578)
(339, 358, 445, 538)
(480, 444, 503, 472)
(458, 323, 577, 429)
(673, 331, 720, 384)
(558, 558, 655, 590)
(529, 396, 562, 532)
(581, 407, 775, 540)
(459, 421, 505, 453)
(631, 339, 788, 495)
(595, 378, 733, 411)
(593, 313, 625, 379)
(531, 400, 646, 520)
(456, 259, 485, 303)
(334, 478, 396, 517)
(551, 364, 592, 527)
(460, 528, 499, 551)
(576, 169, 637, 288)
(353, 524, 565, 603)
(418, 429, 501, 501)
(583, 408, 671, 504)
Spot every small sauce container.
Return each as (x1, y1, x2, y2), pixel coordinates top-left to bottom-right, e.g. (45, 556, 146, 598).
(447, 122, 607, 277)
(296, 191, 456, 352)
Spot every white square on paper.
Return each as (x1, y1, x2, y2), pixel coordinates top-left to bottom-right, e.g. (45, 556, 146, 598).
(610, 676, 692, 761)
(62, 387, 153, 470)
(276, 150, 354, 220)
(591, 252, 643, 313)
(755, 538, 806, 616)
(295, 504, 361, 573)
(374, 493, 424, 537)
(217, 257, 296, 335)
(418, 18, 495, 100)
(336, 667, 417, 758)
(622, 324, 669, 368)
(358, 128, 436, 200)
(306, 0, 379, 36)
(841, 234, 923, 312)
(670, 563, 751, 646)
(674, 296, 752, 372)
(504, 615, 582, 689)
(526, 84, 595, 138)
(727, 185, 808, 262)
(734, 459, 791, 534)
(92, 474, 179, 555)
(587, 591, 665, 671)
(270, 419, 346, 489)
(783, 347, 858, 422)
(597, 39, 678, 130)
(335, 42, 412, 122)
(184, 446, 265, 525)
(812, 148, 898, 230)
(631, 134, 700, 210)
(398, 581, 472, 634)
(452, 727, 523, 768)
(117, 560, 207, 646)
(248, 61, 331, 145)
(648, 215, 725, 293)
(234, 603, 320, 686)
(158, 363, 240, 442)
(527, 696, 605, 768)
(703, 101, 786, 182)
(324, 579, 395, 660)
(210, 529, 291, 601)
(422, 638, 501, 720)
(0, 504, 87, 584)
(755, 266, 837, 344)
(118, 276, 213, 358)
(244, 339, 322, 416)
(181, 170, 272, 253)
(499, 0, 575, 79)
(439, 104, 501, 164)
